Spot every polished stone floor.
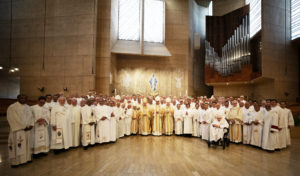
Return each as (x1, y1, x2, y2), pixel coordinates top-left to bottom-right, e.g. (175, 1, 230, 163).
(0, 131, 299, 176)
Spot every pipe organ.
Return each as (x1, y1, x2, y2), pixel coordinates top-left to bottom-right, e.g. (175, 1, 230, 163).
(205, 15, 250, 76)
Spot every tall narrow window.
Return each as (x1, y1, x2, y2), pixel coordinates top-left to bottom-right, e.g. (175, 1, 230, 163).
(291, 0, 300, 40)
(118, 0, 140, 41)
(245, 0, 261, 38)
(144, 0, 164, 43)
(208, 1, 213, 16)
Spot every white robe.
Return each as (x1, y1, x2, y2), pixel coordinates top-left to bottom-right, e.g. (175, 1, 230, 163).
(192, 109, 200, 137)
(44, 101, 56, 111)
(210, 118, 229, 142)
(279, 108, 294, 148)
(69, 105, 81, 147)
(109, 106, 118, 142)
(81, 105, 95, 146)
(200, 109, 213, 140)
(262, 110, 279, 151)
(242, 107, 253, 144)
(31, 104, 50, 154)
(183, 108, 193, 134)
(268, 106, 281, 149)
(118, 107, 126, 138)
(198, 109, 205, 137)
(125, 108, 133, 136)
(250, 110, 263, 147)
(50, 105, 72, 150)
(7, 102, 33, 165)
(94, 105, 110, 143)
(174, 108, 183, 135)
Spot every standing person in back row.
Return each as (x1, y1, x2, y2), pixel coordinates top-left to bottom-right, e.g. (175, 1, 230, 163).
(80, 100, 95, 150)
(69, 98, 81, 147)
(227, 100, 243, 143)
(183, 103, 193, 136)
(279, 101, 294, 149)
(31, 96, 50, 156)
(50, 96, 72, 152)
(7, 94, 33, 167)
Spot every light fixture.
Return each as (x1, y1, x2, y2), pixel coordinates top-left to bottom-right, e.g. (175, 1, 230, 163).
(10, 69, 15, 73)
(0, 66, 3, 69)
(14, 67, 19, 71)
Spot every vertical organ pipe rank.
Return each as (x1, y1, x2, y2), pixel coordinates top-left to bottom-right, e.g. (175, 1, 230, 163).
(205, 15, 250, 76)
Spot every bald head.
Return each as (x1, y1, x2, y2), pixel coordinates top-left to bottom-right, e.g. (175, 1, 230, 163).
(58, 97, 66, 106)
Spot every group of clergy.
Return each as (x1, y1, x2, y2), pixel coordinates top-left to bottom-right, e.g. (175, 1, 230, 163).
(6, 93, 295, 167)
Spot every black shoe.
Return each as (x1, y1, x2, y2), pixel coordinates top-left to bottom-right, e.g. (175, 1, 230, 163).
(83, 146, 88, 150)
(11, 165, 19, 168)
(33, 154, 40, 159)
(53, 150, 63, 155)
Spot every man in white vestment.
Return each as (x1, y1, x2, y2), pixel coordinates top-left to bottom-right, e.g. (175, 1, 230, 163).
(200, 104, 213, 141)
(262, 103, 277, 151)
(214, 103, 226, 118)
(242, 102, 253, 144)
(50, 94, 59, 110)
(80, 100, 95, 149)
(183, 103, 193, 136)
(192, 104, 200, 137)
(119, 103, 127, 137)
(7, 94, 34, 167)
(31, 96, 50, 155)
(250, 103, 264, 147)
(279, 101, 294, 149)
(210, 113, 229, 142)
(69, 98, 81, 147)
(87, 91, 95, 99)
(125, 102, 133, 136)
(44, 94, 53, 111)
(174, 104, 183, 135)
(110, 101, 118, 141)
(50, 97, 72, 151)
(66, 97, 72, 108)
(117, 102, 125, 138)
(171, 99, 177, 110)
(260, 100, 267, 115)
(198, 104, 206, 137)
(269, 99, 281, 150)
(223, 101, 230, 118)
(95, 100, 110, 143)
(240, 95, 246, 104)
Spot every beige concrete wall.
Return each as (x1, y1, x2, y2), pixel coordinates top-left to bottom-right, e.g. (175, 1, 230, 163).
(261, 0, 299, 102)
(0, 0, 97, 99)
(213, 0, 245, 16)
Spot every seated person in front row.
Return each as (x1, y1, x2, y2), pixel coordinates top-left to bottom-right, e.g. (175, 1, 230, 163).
(209, 113, 229, 143)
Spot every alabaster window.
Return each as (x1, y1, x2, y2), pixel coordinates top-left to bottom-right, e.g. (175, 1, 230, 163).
(291, 0, 300, 40)
(118, 0, 165, 43)
(245, 0, 261, 38)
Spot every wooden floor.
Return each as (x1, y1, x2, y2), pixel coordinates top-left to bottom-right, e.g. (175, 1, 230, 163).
(0, 133, 300, 176)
